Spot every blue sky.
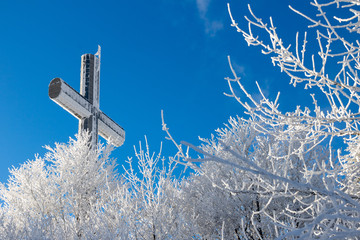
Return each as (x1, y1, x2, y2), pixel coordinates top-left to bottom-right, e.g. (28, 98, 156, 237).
(0, 0, 316, 183)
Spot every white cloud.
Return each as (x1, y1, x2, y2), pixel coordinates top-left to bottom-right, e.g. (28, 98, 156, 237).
(205, 20, 223, 36)
(195, 0, 223, 36)
(196, 0, 210, 17)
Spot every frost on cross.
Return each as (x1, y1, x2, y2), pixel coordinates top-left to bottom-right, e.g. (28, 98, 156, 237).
(48, 46, 125, 147)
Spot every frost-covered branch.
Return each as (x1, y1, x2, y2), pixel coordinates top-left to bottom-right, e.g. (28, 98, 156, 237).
(227, 1, 360, 145)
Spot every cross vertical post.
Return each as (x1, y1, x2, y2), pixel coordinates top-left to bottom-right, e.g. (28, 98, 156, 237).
(79, 47, 101, 147)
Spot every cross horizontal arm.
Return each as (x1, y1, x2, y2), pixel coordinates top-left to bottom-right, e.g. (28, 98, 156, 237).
(99, 112, 125, 147)
(49, 78, 92, 119)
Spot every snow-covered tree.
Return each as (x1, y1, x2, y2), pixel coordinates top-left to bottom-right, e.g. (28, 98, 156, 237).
(164, 115, 329, 239)
(0, 132, 131, 239)
(0, 133, 186, 239)
(162, 0, 360, 239)
(123, 138, 186, 239)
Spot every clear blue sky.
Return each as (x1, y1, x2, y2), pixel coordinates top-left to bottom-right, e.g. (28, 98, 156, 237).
(0, 0, 315, 183)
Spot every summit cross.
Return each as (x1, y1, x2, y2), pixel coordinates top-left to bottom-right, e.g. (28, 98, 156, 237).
(48, 46, 125, 147)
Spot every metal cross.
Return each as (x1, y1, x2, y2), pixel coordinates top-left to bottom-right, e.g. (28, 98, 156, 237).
(48, 46, 125, 147)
